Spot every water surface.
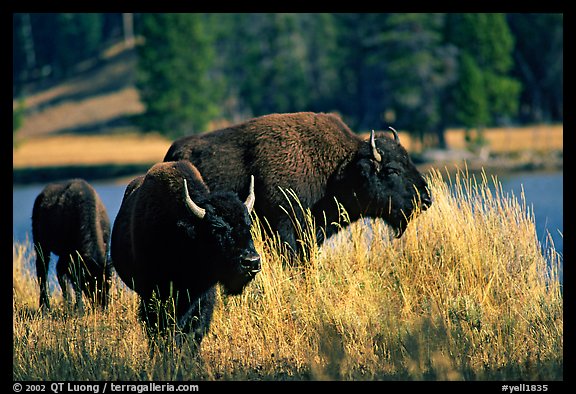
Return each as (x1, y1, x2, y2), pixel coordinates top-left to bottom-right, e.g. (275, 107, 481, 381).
(13, 170, 563, 269)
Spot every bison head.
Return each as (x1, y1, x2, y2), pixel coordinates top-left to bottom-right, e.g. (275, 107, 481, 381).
(182, 176, 261, 295)
(348, 129, 432, 237)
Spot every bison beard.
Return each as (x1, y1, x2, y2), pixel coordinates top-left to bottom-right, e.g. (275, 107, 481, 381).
(164, 112, 432, 257)
(111, 161, 260, 348)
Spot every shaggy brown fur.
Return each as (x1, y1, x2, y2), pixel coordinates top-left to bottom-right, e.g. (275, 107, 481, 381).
(165, 112, 431, 255)
(111, 161, 260, 346)
(32, 179, 111, 310)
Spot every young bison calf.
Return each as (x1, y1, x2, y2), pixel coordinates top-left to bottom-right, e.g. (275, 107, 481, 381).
(32, 178, 112, 311)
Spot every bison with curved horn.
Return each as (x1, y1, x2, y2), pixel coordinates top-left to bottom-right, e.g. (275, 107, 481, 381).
(164, 112, 432, 256)
(111, 160, 260, 347)
(32, 178, 112, 311)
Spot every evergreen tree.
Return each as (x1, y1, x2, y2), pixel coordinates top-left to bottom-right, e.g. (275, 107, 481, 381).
(452, 52, 490, 135)
(381, 13, 457, 147)
(135, 13, 217, 137)
(13, 13, 105, 91)
(13, 14, 31, 95)
(202, 13, 248, 121)
(444, 13, 521, 133)
(54, 13, 103, 77)
(237, 13, 310, 116)
(507, 13, 563, 123)
(299, 13, 341, 114)
(207, 13, 341, 122)
(332, 13, 391, 129)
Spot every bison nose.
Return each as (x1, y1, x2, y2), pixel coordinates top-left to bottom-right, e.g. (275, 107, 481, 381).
(421, 193, 432, 211)
(241, 253, 261, 275)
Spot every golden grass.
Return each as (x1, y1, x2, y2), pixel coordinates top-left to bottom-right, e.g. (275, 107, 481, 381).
(13, 168, 563, 380)
(445, 125, 563, 153)
(399, 125, 563, 153)
(13, 133, 171, 168)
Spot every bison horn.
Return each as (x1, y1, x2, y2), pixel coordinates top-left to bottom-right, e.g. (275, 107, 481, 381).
(244, 175, 256, 214)
(388, 126, 400, 143)
(370, 130, 382, 163)
(183, 178, 206, 220)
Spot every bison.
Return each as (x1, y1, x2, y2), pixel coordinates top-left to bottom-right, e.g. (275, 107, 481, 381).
(164, 112, 432, 255)
(110, 160, 260, 347)
(32, 178, 112, 311)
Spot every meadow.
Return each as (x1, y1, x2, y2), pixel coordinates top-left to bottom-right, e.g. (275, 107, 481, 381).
(12, 167, 563, 381)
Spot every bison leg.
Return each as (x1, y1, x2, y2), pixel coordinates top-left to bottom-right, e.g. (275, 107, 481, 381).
(56, 256, 71, 306)
(79, 261, 111, 310)
(57, 254, 85, 311)
(276, 218, 300, 255)
(138, 292, 183, 354)
(137, 297, 161, 356)
(138, 292, 172, 342)
(98, 272, 112, 310)
(100, 262, 113, 310)
(71, 254, 86, 311)
(138, 287, 216, 353)
(34, 244, 51, 310)
(276, 215, 318, 263)
(138, 298, 155, 334)
(177, 287, 217, 351)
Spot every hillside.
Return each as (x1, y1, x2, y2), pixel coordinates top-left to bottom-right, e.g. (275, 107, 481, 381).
(13, 44, 173, 183)
(14, 44, 144, 138)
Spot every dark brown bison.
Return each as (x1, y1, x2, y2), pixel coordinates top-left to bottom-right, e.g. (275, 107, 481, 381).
(164, 112, 432, 255)
(111, 160, 260, 346)
(32, 178, 111, 311)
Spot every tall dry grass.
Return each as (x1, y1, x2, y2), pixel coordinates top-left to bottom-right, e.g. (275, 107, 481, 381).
(13, 168, 563, 380)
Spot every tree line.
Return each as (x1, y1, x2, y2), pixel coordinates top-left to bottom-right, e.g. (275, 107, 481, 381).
(13, 13, 563, 146)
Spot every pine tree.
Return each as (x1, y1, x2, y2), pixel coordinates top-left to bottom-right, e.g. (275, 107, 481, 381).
(444, 13, 521, 132)
(135, 13, 217, 137)
(381, 13, 458, 147)
(235, 13, 310, 116)
(54, 13, 103, 77)
(332, 13, 390, 130)
(453, 52, 490, 143)
(507, 13, 563, 123)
